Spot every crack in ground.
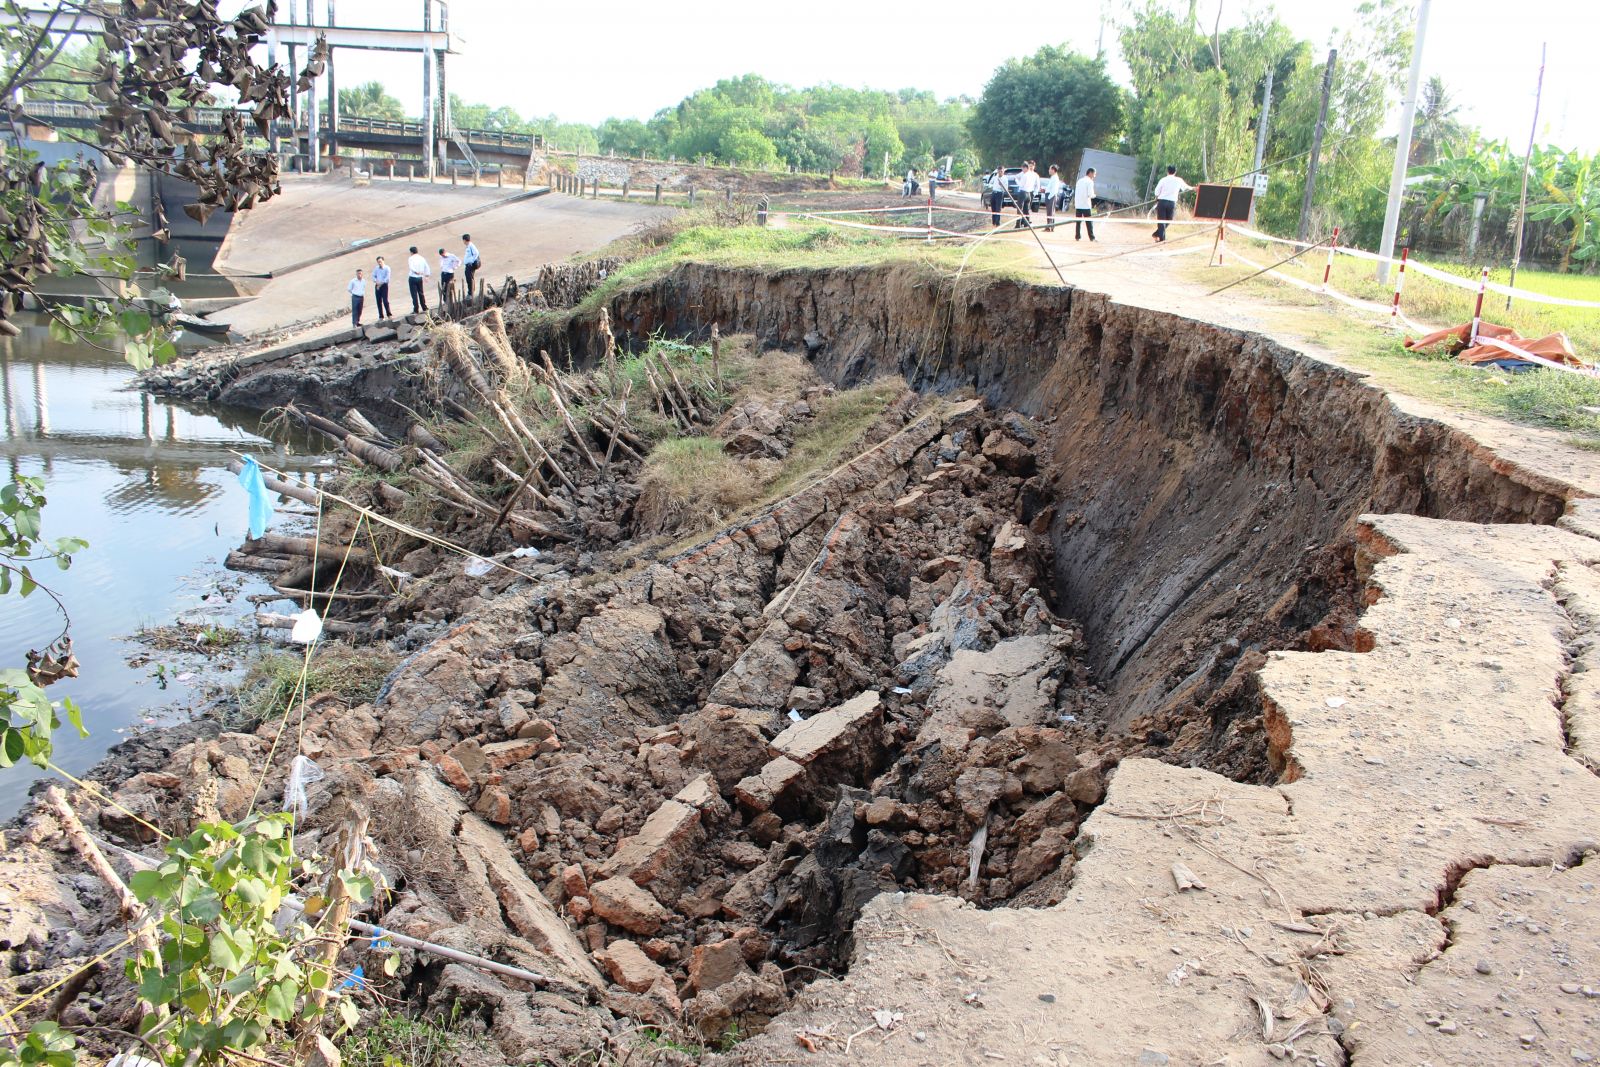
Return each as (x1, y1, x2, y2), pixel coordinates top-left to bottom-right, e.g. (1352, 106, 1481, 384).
(1550, 564, 1600, 778)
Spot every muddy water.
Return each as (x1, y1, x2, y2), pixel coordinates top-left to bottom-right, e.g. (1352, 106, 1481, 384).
(0, 318, 327, 816)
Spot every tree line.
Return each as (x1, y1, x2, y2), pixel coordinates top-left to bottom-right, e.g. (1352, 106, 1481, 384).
(333, 0, 1591, 270)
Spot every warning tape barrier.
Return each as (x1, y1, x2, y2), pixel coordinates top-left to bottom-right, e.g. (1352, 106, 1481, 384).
(1226, 223, 1600, 309)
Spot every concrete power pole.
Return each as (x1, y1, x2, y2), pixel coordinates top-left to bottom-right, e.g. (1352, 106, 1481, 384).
(1377, 0, 1430, 284)
(1507, 43, 1547, 310)
(421, 0, 434, 178)
(1296, 49, 1336, 242)
(325, 0, 337, 162)
(306, 0, 319, 172)
(1249, 65, 1273, 221)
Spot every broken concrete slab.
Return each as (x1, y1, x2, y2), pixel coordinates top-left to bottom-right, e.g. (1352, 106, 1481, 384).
(589, 877, 669, 935)
(770, 691, 882, 765)
(598, 799, 702, 888)
(732, 756, 805, 813)
(595, 939, 668, 993)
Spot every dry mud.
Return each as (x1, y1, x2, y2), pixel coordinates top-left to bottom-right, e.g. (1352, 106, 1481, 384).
(6, 261, 1599, 1066)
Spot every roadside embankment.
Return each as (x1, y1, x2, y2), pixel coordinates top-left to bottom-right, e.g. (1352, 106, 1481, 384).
(16, 251, 1599, 1064)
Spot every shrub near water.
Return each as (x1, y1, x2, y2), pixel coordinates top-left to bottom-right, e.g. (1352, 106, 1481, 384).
(235, 644, 398, 724)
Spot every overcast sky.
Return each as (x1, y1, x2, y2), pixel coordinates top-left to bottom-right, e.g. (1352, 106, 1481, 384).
(283, 0, 1597, 152)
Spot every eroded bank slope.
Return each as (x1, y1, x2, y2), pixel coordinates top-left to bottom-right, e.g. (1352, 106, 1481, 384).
(63, 258, 1600, 1064)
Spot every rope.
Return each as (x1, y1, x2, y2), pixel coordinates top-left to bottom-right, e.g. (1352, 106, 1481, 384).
(43, 760, 171, 842)
(1227, 223, 1600, 309)
(0, 931, 141, 1024)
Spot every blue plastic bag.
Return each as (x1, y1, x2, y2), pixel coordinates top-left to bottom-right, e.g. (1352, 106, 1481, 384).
(237, 456, 272, 539)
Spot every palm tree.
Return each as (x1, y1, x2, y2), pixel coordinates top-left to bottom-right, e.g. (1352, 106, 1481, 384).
(337, 81, 405, 123)
(1410, 76, 1468, 165)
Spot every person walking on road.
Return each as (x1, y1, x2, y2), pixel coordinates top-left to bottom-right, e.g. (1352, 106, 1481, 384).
(1041, 164, 1064, 232)
(1074, 167, 1097, 241)
(1152, 166, 1193, 242)
(1014, 161, 1039, 228)
(437, 247, 461, 305)
(372, 256, 392, 319)
(406, 245, 430, 314)
(462, 234, 481, 294)
(347, 268, 366, 328)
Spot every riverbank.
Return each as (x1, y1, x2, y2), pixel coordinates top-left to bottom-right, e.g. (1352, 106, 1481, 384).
(8, 214, 1600, 1066)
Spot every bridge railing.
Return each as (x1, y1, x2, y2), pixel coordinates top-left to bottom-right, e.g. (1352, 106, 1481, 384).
(11, 100, 543, 154)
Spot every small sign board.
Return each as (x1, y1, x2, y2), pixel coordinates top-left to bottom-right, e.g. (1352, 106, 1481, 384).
(1252, 172, 1270, 193)
(1194, 184, 1255, 221)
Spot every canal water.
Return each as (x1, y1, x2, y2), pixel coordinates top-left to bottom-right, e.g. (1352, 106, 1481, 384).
(1, 316, 328, 816)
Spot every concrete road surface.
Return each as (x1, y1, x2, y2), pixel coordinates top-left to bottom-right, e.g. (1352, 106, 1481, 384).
(214, 186, 670, 338)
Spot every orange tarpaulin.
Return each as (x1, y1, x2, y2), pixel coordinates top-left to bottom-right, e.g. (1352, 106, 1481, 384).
(1403, 321, 1586, 369)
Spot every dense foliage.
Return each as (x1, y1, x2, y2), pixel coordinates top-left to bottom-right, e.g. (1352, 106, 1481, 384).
(966, 47, 1122, 174)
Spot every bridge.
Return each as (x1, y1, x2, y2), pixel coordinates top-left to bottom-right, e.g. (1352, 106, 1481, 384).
(4, 1, 488, 174)
(7, 101, 544, 171)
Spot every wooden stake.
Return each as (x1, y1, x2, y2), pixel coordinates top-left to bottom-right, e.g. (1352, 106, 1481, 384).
(537, 351, 599, 469)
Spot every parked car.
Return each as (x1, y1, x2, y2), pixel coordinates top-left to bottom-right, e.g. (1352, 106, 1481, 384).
(988, 167, 1051, 208)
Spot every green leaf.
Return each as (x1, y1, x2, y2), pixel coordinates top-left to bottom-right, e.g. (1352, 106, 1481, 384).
(336, 996, 359, 1032)
(129, 869, 165, 901)
(19, 566, 35, 598)
(209, 930, 249, 973)
(338, 871, 375, 904)
(264, 978, 299, 1021)
(62, 698, 85, 739)
(382, 953, 400, 976)
(0, 727, 20, 768)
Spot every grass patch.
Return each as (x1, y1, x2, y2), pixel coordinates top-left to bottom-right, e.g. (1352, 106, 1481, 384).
(341, 1007, 471, 1067)
(1220, 233, 1600, 357)
(764, 376, 908, 500)
(573, 223, 1032, 319)
(235, 643, 398, 724)
(636, 436, 760, 532)
(1296, 317, 1600, 440)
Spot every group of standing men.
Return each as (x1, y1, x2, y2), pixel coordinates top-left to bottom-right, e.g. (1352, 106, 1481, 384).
(982, 162, 1195, 243)
(346, 233, 483, 328)
(985, 162, 1101, 239)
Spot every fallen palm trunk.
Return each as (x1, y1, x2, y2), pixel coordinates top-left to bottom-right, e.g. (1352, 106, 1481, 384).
(225, 550, 295, 574)
(244, 533, 373, 566)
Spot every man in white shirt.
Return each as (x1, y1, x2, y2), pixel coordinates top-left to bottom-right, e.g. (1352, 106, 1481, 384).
(437, 247, 462, 303)
(347, 268, 366, 328)
(1074, 168, 1097, 242)
(461, 234, 481, 294)
(1152, 166, 1193, 242)
(371, 256, 392, 319)
(406, 245, 430, 314)
(1014, 161, 1040, 227)
(1041, 164, 1065, 232)
(986, 168, 1007, 226)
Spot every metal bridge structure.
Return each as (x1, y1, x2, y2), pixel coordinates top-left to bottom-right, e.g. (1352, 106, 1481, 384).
(5, 100, 543, 171)
(5, 2, 506, 175)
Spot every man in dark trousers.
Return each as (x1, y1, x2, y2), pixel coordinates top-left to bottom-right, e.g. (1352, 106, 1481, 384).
(986, 168, 1006, 226)
(347, 267, 366, 327)
(406, 245, 430, 314)
(1073, 167, 1097, 241)
(462, 234, 481, 294)
(1152, 166, 1193, 242)
(371, 256, 392, 319)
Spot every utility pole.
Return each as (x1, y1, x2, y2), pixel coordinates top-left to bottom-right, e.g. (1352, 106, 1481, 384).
(325, 0, 337, 162)
(1377, 0, 1429, 284)
(421, 0, 434, 178)
(1507, 43, 1546, 310)
(1249, 65, 1273, 221)
(1251, 66, 1274, 175)
(305, 0, 319, 172)
(1297, 49, 1336, 243)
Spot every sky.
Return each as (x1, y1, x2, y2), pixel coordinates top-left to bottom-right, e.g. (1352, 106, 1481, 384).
(280, 0, 1598, 152)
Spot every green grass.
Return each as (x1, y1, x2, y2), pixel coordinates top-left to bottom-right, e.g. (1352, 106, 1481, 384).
(1222, 233, 1600, 357)
(341, 1007, 471, 1067)
(763, 376, 909, 500)
(572, 223, 1031, 319)
(1297, 318, 1600, 440)
(235, 644, 399, 724)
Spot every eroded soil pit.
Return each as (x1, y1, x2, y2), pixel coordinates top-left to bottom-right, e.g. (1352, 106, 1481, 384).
(4, 261, 1578, 1064)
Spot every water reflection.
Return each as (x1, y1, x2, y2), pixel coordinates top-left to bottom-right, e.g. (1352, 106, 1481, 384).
(1, 317, 330, 815)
